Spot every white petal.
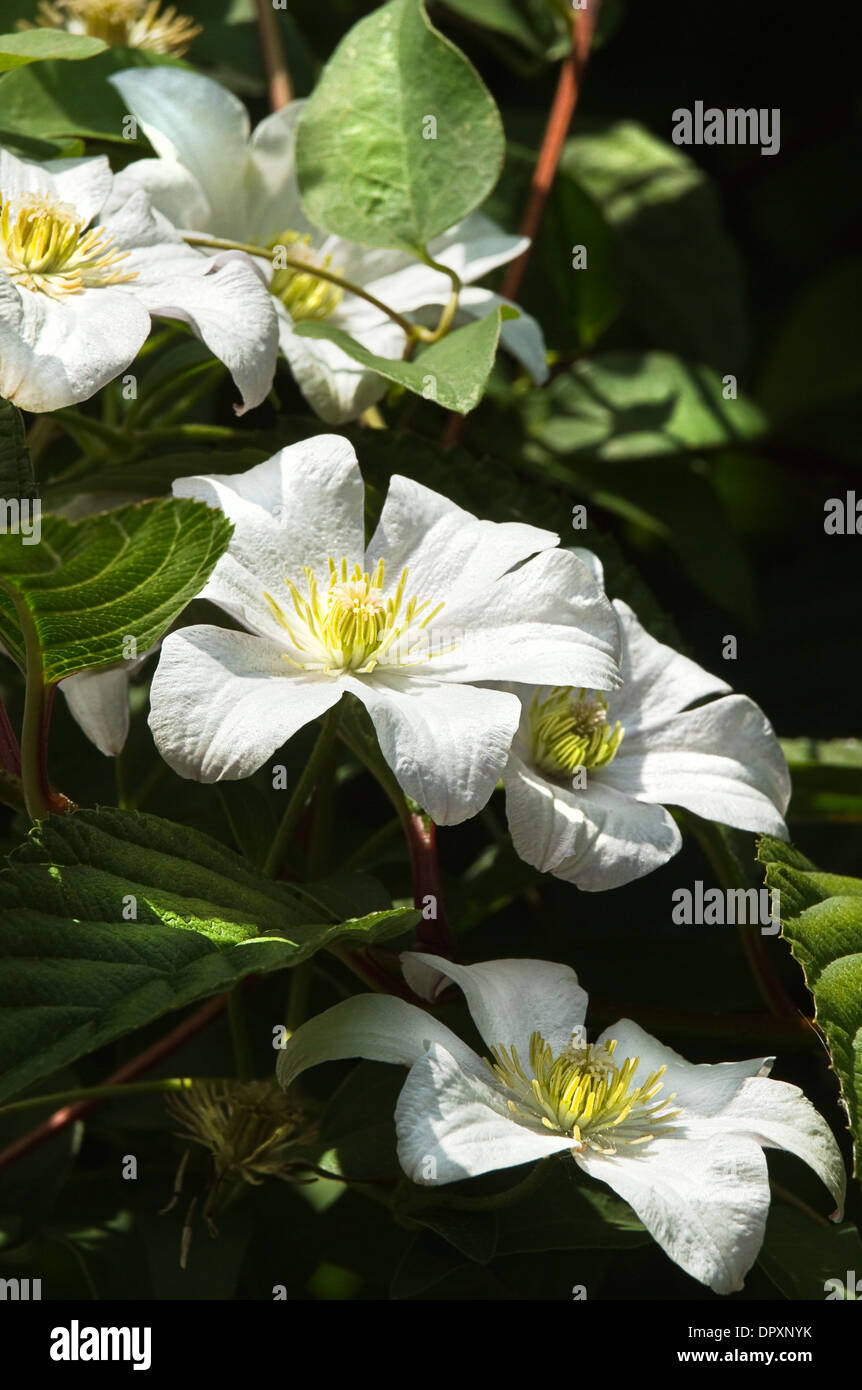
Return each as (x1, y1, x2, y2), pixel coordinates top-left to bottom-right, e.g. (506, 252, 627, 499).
(605, 694, 791, 833)
(148, 626, 341, 782)
(108, 67, 252, 239)
(611, 600, 732, 736)
(702, 1075, 846, 1217)
(436, 549, 621, 691)
(337, 215, 527, 326)
(594, 1019, 771, 1116)
(172, 436, 365, 637)
(568, 546, 605, 589)
(113, 157, 212, 233)
(503, 748, 682, 890)
(246, 101, 310, 241)
(278, 315, 403, 424)
(457, 285, 549, 384)
(60, 664, 133, 757)
(276, 996, 480, 1091)
(0, 150, 111, 224)
(130, 256, 278, 414)
(577, 1130, 770, 1293)
(427, 213, 529, 286)
(0, 275, 150, 413)
(402, 952, 589, 1060)
(395, 1042, 573, 1183)
(367, 472, 559, 611)
(342, 673, 520, 825)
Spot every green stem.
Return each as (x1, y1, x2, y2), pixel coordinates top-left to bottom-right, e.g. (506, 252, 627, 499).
(418, 250, 462, 343)
(3, 588, 52, 821)
(286, 961, 312, 1037)
(182, 233, 425, 342)
(0, 1077, 201, 1119)
(263, 703, 343, 878)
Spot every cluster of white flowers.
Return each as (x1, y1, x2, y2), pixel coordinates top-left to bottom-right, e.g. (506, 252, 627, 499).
(1, 61, 843, 1299)
(69, 436, 790, 886)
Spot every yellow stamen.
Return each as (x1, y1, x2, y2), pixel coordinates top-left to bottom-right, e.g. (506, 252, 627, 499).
(0, 192, 136, 300)
(268, 230, 344, 322)
(485, 1030, 680, 1156)
(264, 555, 456, 674)
(23, 0, 200, 55)
(529, 685, 624, 778)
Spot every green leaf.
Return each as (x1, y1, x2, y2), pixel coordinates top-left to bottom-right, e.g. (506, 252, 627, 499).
(518, 353, 761, 615)
(0, 47, 178, 144)
(0, 29, 106, 70)
(781, 740, 862, 824)
(522, 351, 764, 461)
(294, 308, 513, 414)
(439, 0, 566, 59)
(757, 1202, 862, 1300)
(0, 497, 232, 683)
(0, 807, 418, 1104)
(757, 835, 862, 1178)
(494, 1172, 649, 1254)
(562, 123, 749, 371)
(295, 0, 505, 253)
(0, 395, 36, 502)
(486, 142, 622, 350)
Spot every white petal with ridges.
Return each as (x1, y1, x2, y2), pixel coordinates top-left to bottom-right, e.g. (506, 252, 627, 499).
(367, 473, 558, 609)
(276, 996, 480, 1091)
(604, 695, 790, 833)
(172, 437, 365, 637)
(577, 1130, 770, 1294)
(594, 1019, 771, 1115)
(148, 626, 342, 782)
(403, 952, 589, 1059)
(395, 1043, 574, 1183)
(701, 1075, 846, 1217)
(436, 549, 621, 690)
(503, 748, 681, 889)
(343, 673, 520, 825)
(109, 67, 252, 239)
(0, 275, 150, 412)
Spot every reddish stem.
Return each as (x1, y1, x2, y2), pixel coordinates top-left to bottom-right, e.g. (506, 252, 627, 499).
(441, 3, 601, 451)
(500, 3, 600, 303)
(254, 0, 292, 111)
(0, 694, 21, 776)
(0, 995, 226, 1175)
(405, 813, 459, 959)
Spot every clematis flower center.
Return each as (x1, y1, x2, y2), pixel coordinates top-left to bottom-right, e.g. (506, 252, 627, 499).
(0, 192, 136, 300)
(529, 685, 624, 779)
(264, 557, 452, 674)
(486, 1028, 680, 1154)
(29, 0, 201, 55)
(267, 230, 344, 322)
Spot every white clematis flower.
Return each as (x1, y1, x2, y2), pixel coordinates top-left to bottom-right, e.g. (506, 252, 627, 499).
(0, 146, 278, 414)
(147, 437, 621, 825)
(108, 65, 549, 424)
(501, 552, 791, 890)
(277, 952, 846, 1294)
